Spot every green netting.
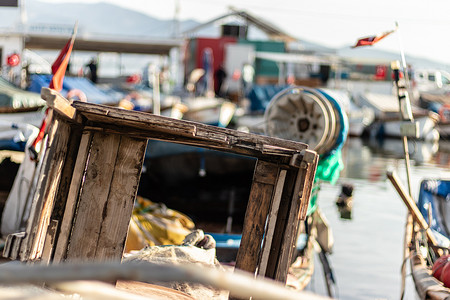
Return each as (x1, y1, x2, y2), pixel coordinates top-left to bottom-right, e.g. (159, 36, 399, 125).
(306, 149, 344, 216)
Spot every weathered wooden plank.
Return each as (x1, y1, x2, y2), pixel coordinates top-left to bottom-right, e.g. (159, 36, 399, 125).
(252, 160, 279, 185)
(49, 126, 84, 224)
(69, 100, 308, 151)
(3, 232, 24, 259)
(39, 126, 84, 263)
(273, 151, 318, 282)
(10, 233, 25, 260)
(40, 220, 58, 264)
(52, 131, 93, 262)
(298, 150, 319, 220)
(2, 233, 12, 258)
(257, 169, 287, 277)
(19, 115, 72, 261)
(274, 169, 307, 282)
(94, 136, 147, 261)
(234, 160, 278, 274)
(262, 168, 298, 280)
(65, 132, 121, 261)
(41, 87, 76, 120)
(41, 88, 309, 162)
(81, 123, 296, 165)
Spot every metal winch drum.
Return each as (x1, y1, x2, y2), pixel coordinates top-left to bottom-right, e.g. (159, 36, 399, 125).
(264, 86, 348, 158)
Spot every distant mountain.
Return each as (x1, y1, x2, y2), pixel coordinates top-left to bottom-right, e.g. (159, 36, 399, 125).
(0, 0, 199, 38)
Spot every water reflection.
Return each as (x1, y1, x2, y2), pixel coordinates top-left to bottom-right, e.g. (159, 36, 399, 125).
(309, 137, 450, 299)
(340, 137, 448, 181)
(335, 183, 354, 220)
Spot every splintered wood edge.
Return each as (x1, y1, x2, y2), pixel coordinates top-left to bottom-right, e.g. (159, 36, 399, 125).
(41, 87, 76, 120)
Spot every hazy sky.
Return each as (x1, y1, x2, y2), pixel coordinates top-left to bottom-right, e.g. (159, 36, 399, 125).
(42, 0, 450, 66)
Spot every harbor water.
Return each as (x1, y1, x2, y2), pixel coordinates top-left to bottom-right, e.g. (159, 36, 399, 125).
(306, 137, 450, 300)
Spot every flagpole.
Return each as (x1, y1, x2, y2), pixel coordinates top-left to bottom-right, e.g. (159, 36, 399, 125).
(395, 22, 411, 90)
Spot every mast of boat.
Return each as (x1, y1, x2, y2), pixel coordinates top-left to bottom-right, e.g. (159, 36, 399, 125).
(391, 59, 415, 196)
(391, 24, 420, 299)
(392, 22, 420, 196)
(391, 59, 415, 300)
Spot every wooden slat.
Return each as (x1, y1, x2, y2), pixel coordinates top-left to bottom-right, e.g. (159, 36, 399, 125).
(52, 131, 93, 262)
(3, 232, 25, 259)
(298, 150, 319, 220)
(234, 160, 278, 274)
(274, 168, 307, 282)
(10, 233, 25, 260)
(275, 152, 318, 281)
(258, 169, 287, 276)
(94, 136, 147, 261)
(40, 126, 84, 263)
(69, 100, 308, 152)
(82, 123, 296, 165)
(65, 132, 121, 261)
(42, 88, 311, 162)
(40, 220, 58, 264)
(19, 116, 72, 261)
(41, 87, 76, 119)
(262, 168, 297, 280)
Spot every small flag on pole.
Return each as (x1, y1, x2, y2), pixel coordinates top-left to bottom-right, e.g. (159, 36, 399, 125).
(49, 22, 78, 91)
(351, 28, 396, 48)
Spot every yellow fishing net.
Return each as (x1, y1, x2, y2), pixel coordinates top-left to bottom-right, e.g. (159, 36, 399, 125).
(125, 196, 195, 252)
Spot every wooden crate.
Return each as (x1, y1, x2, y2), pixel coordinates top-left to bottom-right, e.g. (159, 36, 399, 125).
(3, 87, 318, 284)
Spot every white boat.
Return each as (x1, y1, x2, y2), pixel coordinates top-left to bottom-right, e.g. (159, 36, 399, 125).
(347, 105, 374, 137)
(357, 92, 440, 141)
(419, 92, 450, 140)
(0, 108, 46, 128)
(181, 96, 236, 127)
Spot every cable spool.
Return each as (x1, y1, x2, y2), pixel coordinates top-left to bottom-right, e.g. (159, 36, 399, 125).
(264, 86, 348, 158)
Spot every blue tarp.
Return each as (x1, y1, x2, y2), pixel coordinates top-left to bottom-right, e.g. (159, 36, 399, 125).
(247, 84, 290, 113)
(28, 75, 120, 105)
(417, 179, 450, 241)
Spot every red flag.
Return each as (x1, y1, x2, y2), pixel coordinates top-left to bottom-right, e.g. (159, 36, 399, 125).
(29, 24, 77, 160)
(351, 29, 396, 48)
(49, 24, 77, 91)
